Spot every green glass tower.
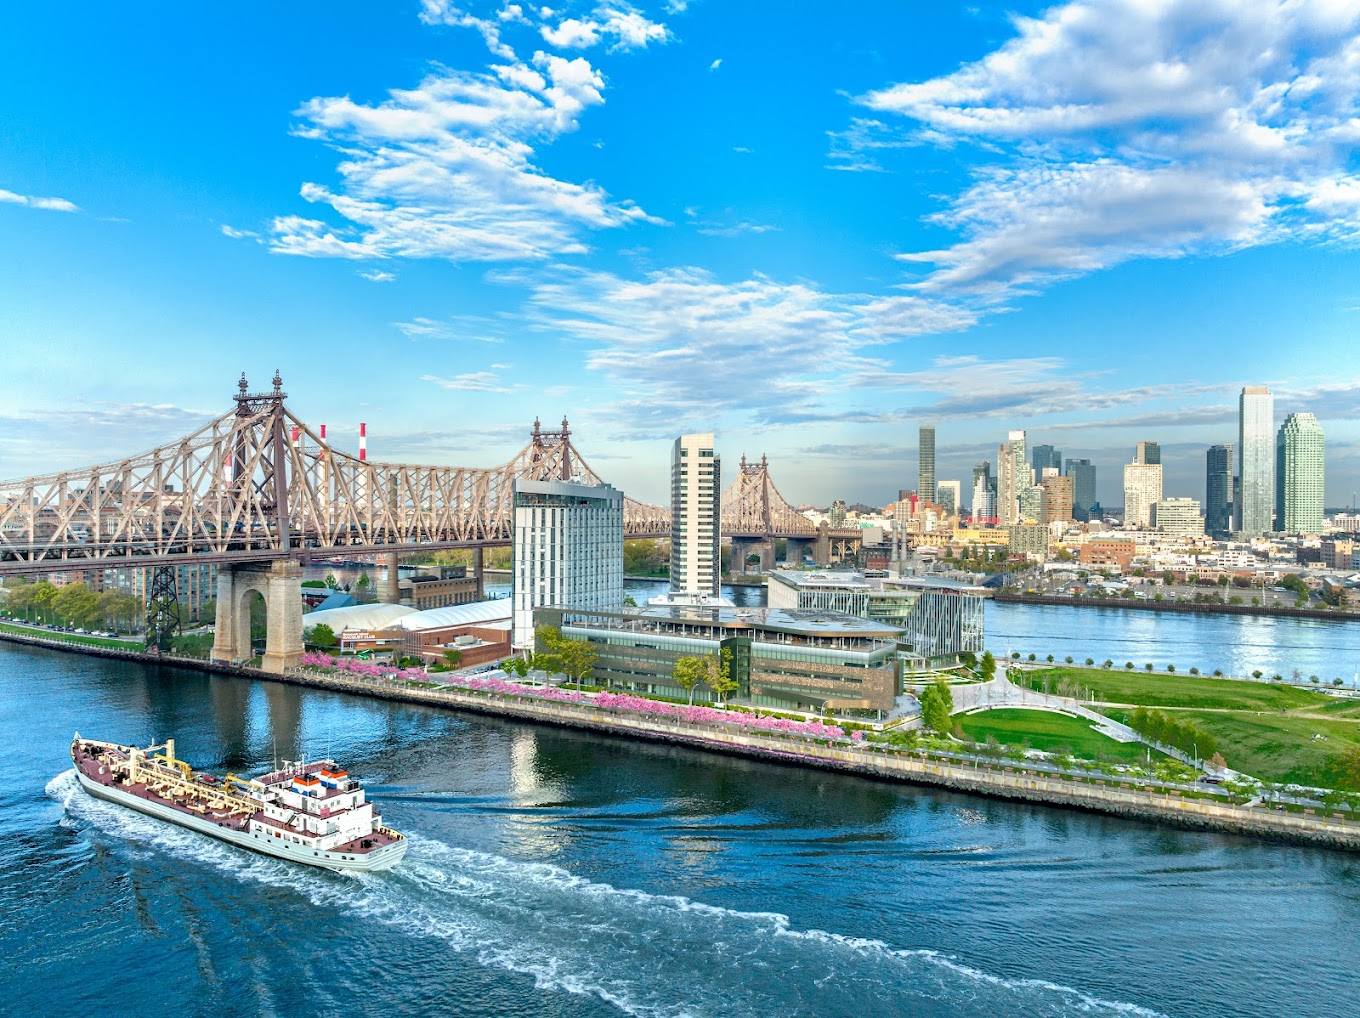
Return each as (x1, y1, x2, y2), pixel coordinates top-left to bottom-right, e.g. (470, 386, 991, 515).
(1276, 412, 1325, 535)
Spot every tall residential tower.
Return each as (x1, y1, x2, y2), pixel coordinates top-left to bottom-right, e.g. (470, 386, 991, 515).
(918, 426, 936, 507)
(1205, 444, 1233, 538)
(1237, 386, 1275, 535)
(997, 431, 1029, 527)
(670, 433, 722, 599)
(512, 478, 624, 647)
(1276, 412, 1325, 534)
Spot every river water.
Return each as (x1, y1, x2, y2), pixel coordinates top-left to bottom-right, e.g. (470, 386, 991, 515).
(5, 619, 1360, 1015)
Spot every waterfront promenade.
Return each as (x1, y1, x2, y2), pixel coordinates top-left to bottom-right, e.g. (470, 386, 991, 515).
(7, 626, 1360, 852)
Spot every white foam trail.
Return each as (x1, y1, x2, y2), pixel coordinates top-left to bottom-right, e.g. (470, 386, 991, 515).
(51, 769, 1162, 1017)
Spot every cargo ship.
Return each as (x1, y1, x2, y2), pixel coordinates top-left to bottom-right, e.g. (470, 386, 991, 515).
(70, 734, 407, 872)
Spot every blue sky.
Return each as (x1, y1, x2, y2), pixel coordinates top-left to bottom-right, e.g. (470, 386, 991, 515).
(3, 0, 1360, 508)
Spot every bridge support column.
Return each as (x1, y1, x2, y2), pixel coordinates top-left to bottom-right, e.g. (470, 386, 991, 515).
(812, 523, 832, 567)
(473, 546, 485, 600)
(378, 552, 400, 604)
(261, 560, 304, 674)
(210, 561, 304, 673)
(784, 538, 810, 567)
(211, 567, 246, 665)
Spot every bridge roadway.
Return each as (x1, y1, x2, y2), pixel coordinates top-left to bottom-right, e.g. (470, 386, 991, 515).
(0, 374, 863, 670)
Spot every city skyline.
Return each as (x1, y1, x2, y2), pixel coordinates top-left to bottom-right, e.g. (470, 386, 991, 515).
(3, 2, 1360, 508)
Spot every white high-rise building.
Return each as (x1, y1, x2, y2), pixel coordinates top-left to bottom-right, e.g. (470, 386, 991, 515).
(1277, 412, 1325, 535)
(1237, 386, 1275, 535)
(997, 431, 1029, 527)
(1123, 462, 1163, 529)
(512, 478, 623, 647)
(971, 473, 996, 521)
(670, 433, 722, 599)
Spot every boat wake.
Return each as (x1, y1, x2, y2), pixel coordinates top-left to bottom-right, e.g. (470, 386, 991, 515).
(50, 769, 1161, 1017)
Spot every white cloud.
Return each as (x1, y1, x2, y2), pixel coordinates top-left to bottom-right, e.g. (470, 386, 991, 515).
(421, 370, 523, 393)
(540, 5, 670, 52)
(0, 187, 79, 213)
(220, 224, 261, 240)
(709, 58, 721, 71)
(394, 314, 507, 342)
(419, 1, 516, 59)
(849, 0, 1360, 296)
(271, 54, 655, 263)
(359, 268, 396, 282)
(695, 220, 778, 237)
(542, 17, 600, 48)
(511, 266, 974, 435)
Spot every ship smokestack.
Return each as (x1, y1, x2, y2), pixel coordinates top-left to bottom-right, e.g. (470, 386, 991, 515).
(359, 422, 367, 462)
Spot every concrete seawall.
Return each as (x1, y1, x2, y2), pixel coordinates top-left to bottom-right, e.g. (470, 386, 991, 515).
(7, 628, 1360, 852)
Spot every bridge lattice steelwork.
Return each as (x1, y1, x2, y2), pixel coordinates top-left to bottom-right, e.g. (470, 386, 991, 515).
(0, 373, 670, 576)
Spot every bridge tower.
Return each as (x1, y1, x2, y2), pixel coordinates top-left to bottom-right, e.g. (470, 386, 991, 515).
(209, 372, 304, 672)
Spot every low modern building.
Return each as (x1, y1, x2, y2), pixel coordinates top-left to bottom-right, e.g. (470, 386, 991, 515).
(399, 565, 479, 610)
(536, 604, 904, 713)
(1152, 498, 1205, 536)
(1008, 523, 1048, 559)
(766, 570, 984, 673)
(1079, 538, 1136, 571)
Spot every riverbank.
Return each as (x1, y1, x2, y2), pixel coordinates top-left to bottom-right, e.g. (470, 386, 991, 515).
(995, 591, 1358, 621)
(8, 626, 1360, 852)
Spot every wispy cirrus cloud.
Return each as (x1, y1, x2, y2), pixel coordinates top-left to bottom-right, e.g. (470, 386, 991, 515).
(0, 187, 79, 213)
(0, 402, 216, 478)
(845, 0, 1360, 297)
(395, 314, 508, 342)
(505, 266, 975, 437)
(421, 370, 524, 393)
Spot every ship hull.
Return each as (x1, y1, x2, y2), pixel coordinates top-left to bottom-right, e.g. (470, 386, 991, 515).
(75, 768, 407, 873)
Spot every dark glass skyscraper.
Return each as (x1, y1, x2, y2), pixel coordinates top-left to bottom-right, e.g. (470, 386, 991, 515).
(1031, 444, 1062, 476)
(1205, 444, 1234, 537)
(1064, 458, 1096, 521)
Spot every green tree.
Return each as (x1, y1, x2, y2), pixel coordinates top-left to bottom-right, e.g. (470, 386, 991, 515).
(443, 647, 462, 668)
(918, 679, 954, 734)
(354, 571, 372, 603)
(535, 624, 596, 690)
(672, 656, 707, 705)
(705, 646, 738, 705)
(53, 582, 98, 626)
(324, 571, 340, 589)
(305, 623, 337, 649)
(980, 650, 996, 681)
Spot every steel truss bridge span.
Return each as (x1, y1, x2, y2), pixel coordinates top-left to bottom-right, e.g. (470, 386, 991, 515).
(0, 373, 672, 577)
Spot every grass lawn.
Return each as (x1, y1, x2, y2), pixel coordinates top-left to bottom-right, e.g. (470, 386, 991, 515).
(956, 708, 1153, 764)
(1173, 710, 1360, 789)
(0, 620, 139, 652)
(1019, 665, 1324, 711)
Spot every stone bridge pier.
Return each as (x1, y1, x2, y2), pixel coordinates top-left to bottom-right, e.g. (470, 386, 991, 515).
(378, 552, 401, 604)
(728, 537, 774, 575)
(210, 560, 304, 673)
(784, 538, 812, 566)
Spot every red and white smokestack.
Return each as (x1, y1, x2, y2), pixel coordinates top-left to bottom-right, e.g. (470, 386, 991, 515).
(319, 424, 328, 458)
(359, 422, 367, 462)
(290, 426, 300, 448)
